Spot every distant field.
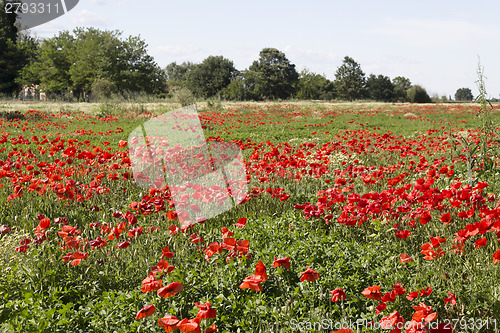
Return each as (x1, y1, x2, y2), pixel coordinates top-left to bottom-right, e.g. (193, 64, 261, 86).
(1, 102, 500, 333)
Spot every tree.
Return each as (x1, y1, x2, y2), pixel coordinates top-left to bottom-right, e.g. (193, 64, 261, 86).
(0, 1, 38, 95)
(165, 61, 194, 82)
(19, 28, 165, 98)
(406, 85, 431, 103)
(165, 61, 195, 96)
(221, 76, 246, 101)
(246, 48, 299, 100)
(366, 74, 395, 101)
(334, 56, 366, 101)
(19, 31, 75, 95)
(185, 56, 237, 98)
(294, 69, 335, 100)
(392, 76, 412, 102)
(455, 87, 473, 101)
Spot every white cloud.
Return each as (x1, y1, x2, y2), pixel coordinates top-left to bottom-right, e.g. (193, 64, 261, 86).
(70, 10, 110, 27)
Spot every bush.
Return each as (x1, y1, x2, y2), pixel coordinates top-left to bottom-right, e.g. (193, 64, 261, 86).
(455, 87, 473, 101)
(171, 87, 195, 106)
(406, 85, 432, 103)
(91, 78, 117, 101)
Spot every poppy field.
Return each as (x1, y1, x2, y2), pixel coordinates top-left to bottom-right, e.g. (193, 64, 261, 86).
(1, 101, 500, 333)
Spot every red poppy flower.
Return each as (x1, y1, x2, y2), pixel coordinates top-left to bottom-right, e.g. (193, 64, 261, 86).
(430, 236, 446, 248)
(444, 292, 456, 306)
(0, 225, 11, 234)
(15, 245, 29, 253)
(158, 281, 183, 298)
(128, 226, 143, 239)
(379, 311, 405, 330)
(135, 304, 155, 320)
(235, 217, 247, 228)
(194, 301, 216, 319)
(239, 260, 268, 291)
(204, 324, 217, 333)
(221, 237, 236, 251)
(300, 266, 319, 282)
(236, 239, 249, 254)
(395, 230, 411, 239)
(406, 291, 419, 301)
(168, 224, 178, 235)
(20, 238, 31, 246)
(440, 212, 451, 225)
(162, 245, 175, 258)
(376, 302, 387, 315)
(361, 285, 382, 300)
(329, 288, 347, 302)
(412, 302, 437, 324)
(154, 259, 175, 273)
(419, 210, 432, 225)
(177, 317, 202, 333)
(124, 211, 137, 225)
(116, 241, 130, 249)
(38, 218, 51, 229)
(420, 286, 433, 296)
(205, 242, 220, 259)
(70, 259, 81, 266)
(273, 257, 291, 269)
(474, 237, 487, 249)
(399, 253, 413, 264)
(405, 320, 426, 333)
(220, 227, 233, 239)
(190, 234, 203, 244)
(392, 283, 406, 296)
(493, 249, 500, 264)
(158, 315, 179, 332)
(141, 274, 162, 293)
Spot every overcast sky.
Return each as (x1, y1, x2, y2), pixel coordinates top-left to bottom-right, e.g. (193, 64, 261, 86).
(30, 0, 500, 99)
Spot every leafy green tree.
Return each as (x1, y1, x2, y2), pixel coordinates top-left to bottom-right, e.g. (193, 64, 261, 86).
(119, 34, 166, 94)
(0, 1, 39, 95)
(295, 69, 335, 100)
(165, 61, 194, 96)
(407, 85, 432, 103)
(19, 28, 165, 98)
(246, 48, 299, 100)
(221, 76, 246, 101)
(165, 61, 194, 81)
(68, 28, 121, 96)
(19, 31, 75, 95)
(0, 0, 17, 40)
(334, 56, 366, 101)
(239, 69, 262, 100)
(455, 87, 473, 101)
(392, 76, 412, 102)
(185, 56, 237, 98)
(366, 74, 395, 102)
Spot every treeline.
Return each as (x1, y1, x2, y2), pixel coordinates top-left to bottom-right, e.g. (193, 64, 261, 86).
(1, 6, 474, 103)
(161, 51, 432, 103)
